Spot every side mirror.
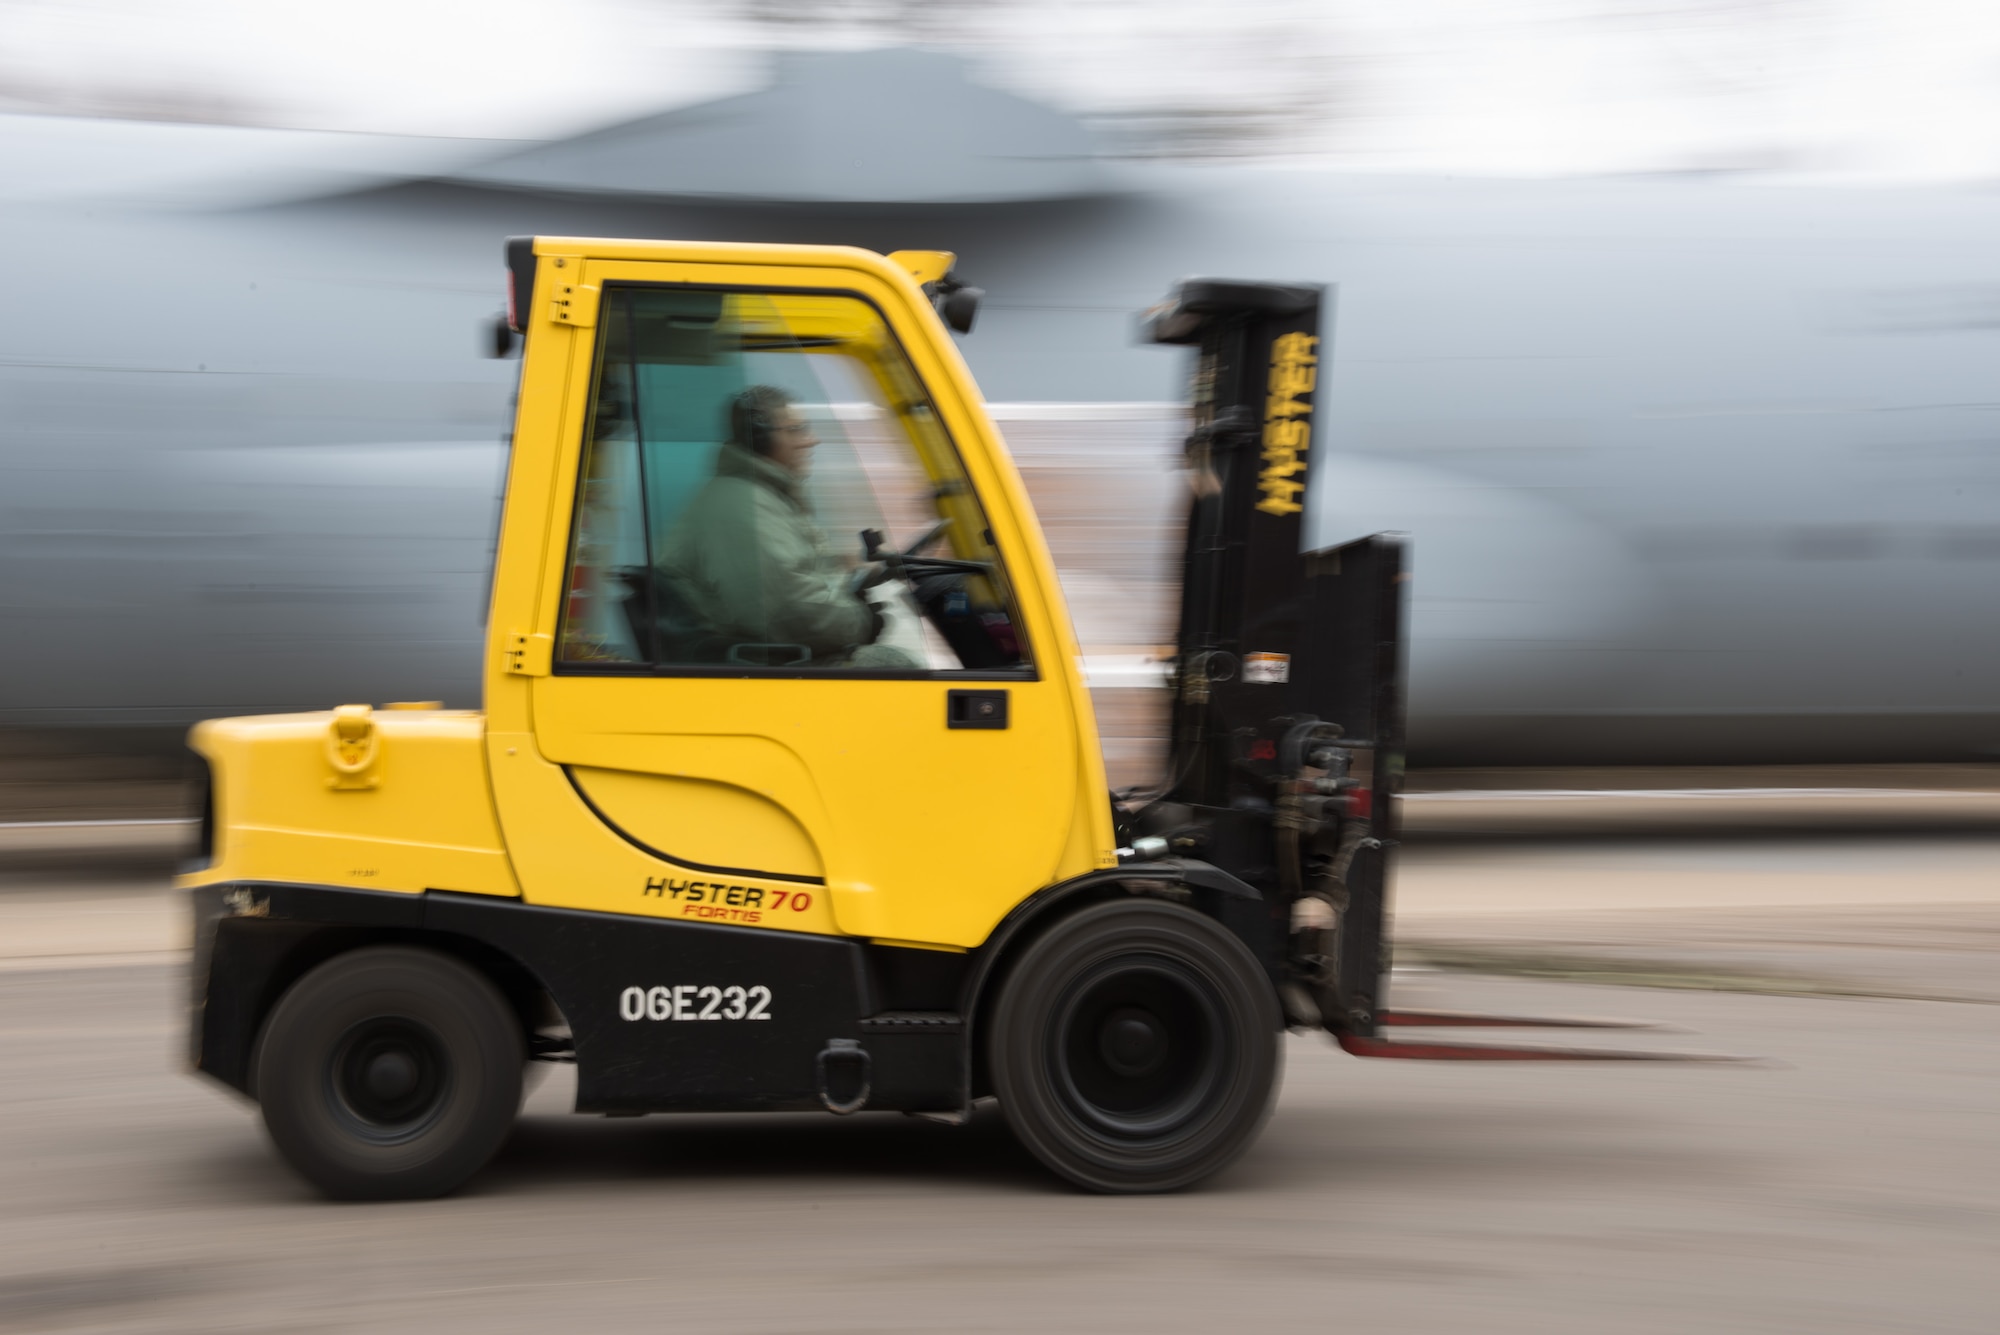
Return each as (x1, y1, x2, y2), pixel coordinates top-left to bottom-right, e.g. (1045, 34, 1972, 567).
(929, 271, 983, 335)
(939, 286, 983, 334)
(487, 314, 519, 359)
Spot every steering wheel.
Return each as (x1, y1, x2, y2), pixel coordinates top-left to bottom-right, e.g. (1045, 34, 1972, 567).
(853, 517, 954, 593)
(862, 517, 952, 566)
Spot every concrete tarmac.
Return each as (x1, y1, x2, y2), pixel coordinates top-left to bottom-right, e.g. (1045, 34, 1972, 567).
(1, 841, 1997, 1332)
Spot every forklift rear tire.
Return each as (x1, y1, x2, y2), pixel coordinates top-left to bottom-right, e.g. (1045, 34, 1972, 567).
(253, 945, 524, 1200)
(990, 899, 1281, 1193)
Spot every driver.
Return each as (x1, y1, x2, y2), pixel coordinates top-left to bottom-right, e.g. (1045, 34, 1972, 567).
(658, 385, 911, 666)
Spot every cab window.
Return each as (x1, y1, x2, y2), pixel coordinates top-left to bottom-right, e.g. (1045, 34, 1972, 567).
(557, 286, 1031, 674)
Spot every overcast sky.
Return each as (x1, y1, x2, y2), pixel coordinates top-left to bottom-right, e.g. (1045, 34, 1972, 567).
(1, 0, 1996, 181)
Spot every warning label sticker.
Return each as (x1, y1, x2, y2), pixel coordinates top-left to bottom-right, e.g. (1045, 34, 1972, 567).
(1244, 652, 1291, 685)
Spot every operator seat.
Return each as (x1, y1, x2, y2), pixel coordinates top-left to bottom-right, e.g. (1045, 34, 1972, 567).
(614, 566, 729, 665)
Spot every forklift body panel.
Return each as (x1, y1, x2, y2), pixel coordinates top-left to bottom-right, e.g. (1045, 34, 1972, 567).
(187, 709, 517, 899)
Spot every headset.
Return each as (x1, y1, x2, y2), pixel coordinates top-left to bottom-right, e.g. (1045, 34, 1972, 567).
(730, 386, 792, 456)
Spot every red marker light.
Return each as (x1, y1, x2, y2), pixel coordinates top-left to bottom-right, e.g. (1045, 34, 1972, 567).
(505, 267, 519, 332)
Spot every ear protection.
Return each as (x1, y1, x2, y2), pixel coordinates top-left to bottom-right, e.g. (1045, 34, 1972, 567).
(729, 386, 787, 455)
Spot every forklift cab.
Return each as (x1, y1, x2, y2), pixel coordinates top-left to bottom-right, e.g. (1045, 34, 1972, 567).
(485, 242, 1115, 951)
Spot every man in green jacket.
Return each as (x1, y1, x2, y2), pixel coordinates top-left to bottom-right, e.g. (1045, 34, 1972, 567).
(659, 385, 911, 667)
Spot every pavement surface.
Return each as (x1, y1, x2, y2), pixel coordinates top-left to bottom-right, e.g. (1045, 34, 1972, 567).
(1, 835, 1997, 1331)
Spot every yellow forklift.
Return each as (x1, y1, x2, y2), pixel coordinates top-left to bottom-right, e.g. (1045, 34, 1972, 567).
(185, 236, 1677, 1199)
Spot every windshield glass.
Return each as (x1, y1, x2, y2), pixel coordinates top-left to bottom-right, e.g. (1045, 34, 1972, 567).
(557, 286, 1029, 674)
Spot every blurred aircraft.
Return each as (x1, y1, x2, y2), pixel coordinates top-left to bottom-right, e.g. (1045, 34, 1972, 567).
(3, 48, 1998, 766)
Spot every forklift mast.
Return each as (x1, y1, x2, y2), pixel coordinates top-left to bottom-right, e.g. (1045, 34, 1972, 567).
(1143, 280, 1406, 1037)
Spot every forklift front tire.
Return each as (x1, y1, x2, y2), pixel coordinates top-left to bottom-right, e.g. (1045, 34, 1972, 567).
(253, 945, 525, 1200)
(990, 899, 1281, 1193)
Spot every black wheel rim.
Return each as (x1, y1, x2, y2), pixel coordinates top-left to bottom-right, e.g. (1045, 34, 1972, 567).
(1048, 954, 1226, 1142)
(326, 1016, 452, 1145)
